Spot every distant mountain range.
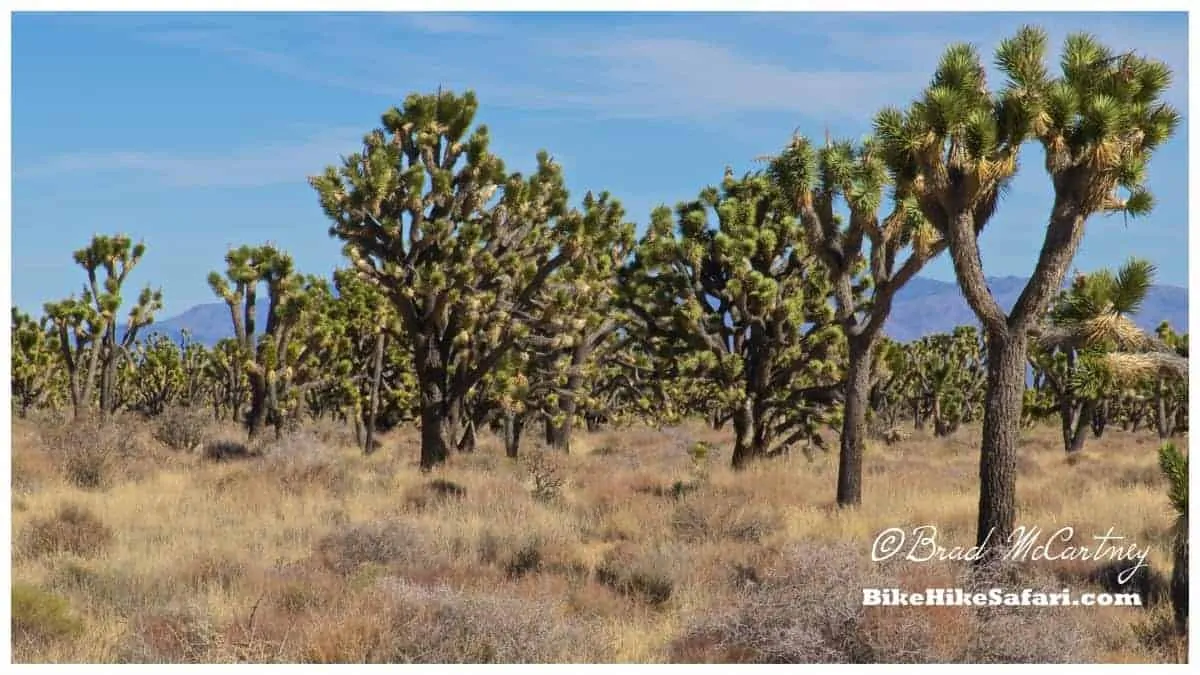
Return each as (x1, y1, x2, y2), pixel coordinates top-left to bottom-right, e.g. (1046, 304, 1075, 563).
(129, 275, 1188, 346)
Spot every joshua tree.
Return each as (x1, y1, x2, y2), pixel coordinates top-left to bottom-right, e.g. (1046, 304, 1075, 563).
(208, 244, 336, 438)
(1152, 321, 1189, 438)
(1030, 258, 1181, 453)
(11, 308, 64, 417)
(310, 89, 586, 470)
(44, 234, 162, 419)
(875, 27, 1179, 559)
(330, 268, 415, 453)
(764, 134, 945, 505)
(622, 169, 843, 468)
(532, 191, 637, 453)
(1158, 441, 1188, 634)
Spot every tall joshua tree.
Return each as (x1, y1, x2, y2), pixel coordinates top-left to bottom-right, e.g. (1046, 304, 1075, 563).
(876, 27, 1179, 558)
(536, 191, 637, 452)
(208, 245, 332, 439)
(44, 234, 162, 419)
(765, 135, 945, 506)
(310, 89, 582, 470)
(622, 169, 844, 469)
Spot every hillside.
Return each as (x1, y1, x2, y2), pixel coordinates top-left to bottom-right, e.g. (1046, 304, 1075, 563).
(132, 276, 1189, 346)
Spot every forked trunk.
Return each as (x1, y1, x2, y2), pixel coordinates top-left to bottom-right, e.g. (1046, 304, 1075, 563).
(1066, 399, 1095, 454)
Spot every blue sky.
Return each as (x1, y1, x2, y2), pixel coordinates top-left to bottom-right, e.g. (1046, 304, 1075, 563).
(11, 11, 1189, 316)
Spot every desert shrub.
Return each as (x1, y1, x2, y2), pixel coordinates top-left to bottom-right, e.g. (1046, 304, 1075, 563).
(673, 543, 1093, 664)
(334, 578, 612, 663)
(176, 553, 249, 593)
(119, 604, 221, 664)
(594, 542, 682, 607)
(18, 503, 114, 558)
(670, 499, 780, 543)
(260, 432, 351, 495)
(404, 479, 467, 510)
(202, 439, 256, 462)
(11, 583, 85, 652)
(154, 406, 210, 450)
(523, 451, 566, 503)
(40, 418, 146, 489)
(314, 521, 432, 576)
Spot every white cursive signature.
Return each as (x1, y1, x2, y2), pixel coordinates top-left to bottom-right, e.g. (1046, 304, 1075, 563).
(871, 525, 1150, 584)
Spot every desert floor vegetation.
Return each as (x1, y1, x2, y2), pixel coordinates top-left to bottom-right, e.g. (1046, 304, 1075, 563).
(10, 413, 1187, 664)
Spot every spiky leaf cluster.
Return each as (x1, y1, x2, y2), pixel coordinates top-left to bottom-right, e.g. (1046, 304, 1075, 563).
(622, 169, 844, 462)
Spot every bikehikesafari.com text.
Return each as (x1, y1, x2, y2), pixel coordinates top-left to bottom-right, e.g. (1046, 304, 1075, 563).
(862, 587, 1142, 607)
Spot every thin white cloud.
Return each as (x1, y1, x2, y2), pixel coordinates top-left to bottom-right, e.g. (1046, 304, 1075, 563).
(16, 128, 365, 189)
(117, 15, 930, 123)
(531, 36, 927, 120)
(399, 12, 502, 35)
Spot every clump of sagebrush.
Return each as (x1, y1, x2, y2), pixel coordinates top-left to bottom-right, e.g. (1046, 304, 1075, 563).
(18, 503, 114, 559)
(366, 578, 613, 663)
(673, 542, 1093, 663)
(40, 417, 145, 489)
(315, 520, 434, 576)
(594, 542, 684, 608)
(153, 405, 210, 451)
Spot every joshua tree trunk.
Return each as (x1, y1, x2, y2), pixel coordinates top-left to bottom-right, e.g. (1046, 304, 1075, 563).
(976, 332, 1027, 559)
(1066, 399, 1096, 454)
(413, 334, 457, 470)
(503, 411, 525, 459)
(837, 334, 876, 507)
(1090, 400, 1108, 438)
(1171, 529, 1188, 634)
(1155, 377, 1171, 439)
(245, 372, 270, 439)
(363, 330, 386, 455)
(547, 342, 589, 452)
(730, 397, 756, 469)
(419, 396, 453, 470)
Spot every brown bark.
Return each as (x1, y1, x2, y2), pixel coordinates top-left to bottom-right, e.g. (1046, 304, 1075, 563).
(975, 331, 1027, 561)
(363, 331, 386, 455)
(836, 335, 875, 507)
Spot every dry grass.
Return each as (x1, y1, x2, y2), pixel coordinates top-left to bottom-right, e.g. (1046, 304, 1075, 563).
(9, 413, 1188, 663)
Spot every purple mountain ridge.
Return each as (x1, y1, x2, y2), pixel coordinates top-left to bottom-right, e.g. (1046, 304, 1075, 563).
(121, 275, 1188, 347)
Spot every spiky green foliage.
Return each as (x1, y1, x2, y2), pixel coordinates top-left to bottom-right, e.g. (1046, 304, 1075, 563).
(310, 89, 585, 470)
(330, 268, 417, 451)
(517, 191, 638, 453)
(1158, 441, 1188, 633)
(622, 169, 843, 468)
(207, 244, 336, 438)
(1029, 258, 1183, 453)
(876, 26, 1180, 559)
(205, 337, 249, 422)
(43, 234, 162, 418)
(11, 308, 66, 416)
(765, 130, 945, 505)
(123, 331, 210, 416)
